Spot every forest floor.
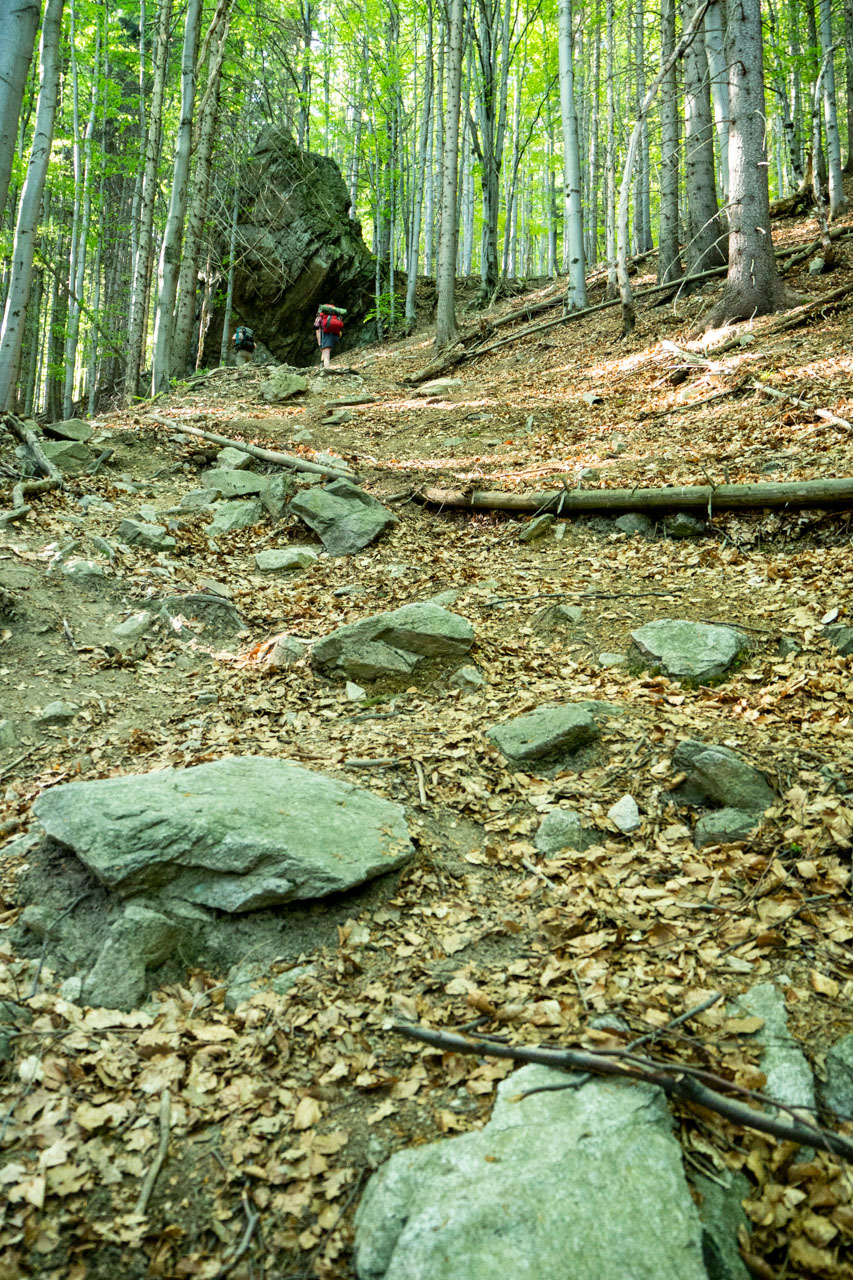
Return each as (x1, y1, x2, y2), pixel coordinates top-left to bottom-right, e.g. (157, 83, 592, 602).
(2, 201, 853, 1279)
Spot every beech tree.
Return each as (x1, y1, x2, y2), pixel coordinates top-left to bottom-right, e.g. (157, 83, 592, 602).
(0, 0, 42, 218)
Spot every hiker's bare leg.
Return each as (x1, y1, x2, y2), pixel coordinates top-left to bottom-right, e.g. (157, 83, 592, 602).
(321, 347, 331, 368)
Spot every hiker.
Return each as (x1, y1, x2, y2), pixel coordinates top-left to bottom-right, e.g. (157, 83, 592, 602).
(313, 305, 345, 369)
(232, 324, 255, 366)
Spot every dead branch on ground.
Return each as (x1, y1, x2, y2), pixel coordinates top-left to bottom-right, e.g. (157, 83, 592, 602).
(748, 380, 852, 432)
(143, 414, 361, 482)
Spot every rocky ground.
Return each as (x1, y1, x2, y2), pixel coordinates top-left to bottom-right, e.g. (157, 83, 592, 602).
(1, 208, 853, 1279)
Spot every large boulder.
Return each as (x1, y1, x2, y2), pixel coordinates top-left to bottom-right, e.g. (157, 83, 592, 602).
(354, 1066, 709, 1280)
(290, 480, 397, 555)
(33, 756, 414, 912)
(312, 603, 474, 680)
(205, 128, 375, 365)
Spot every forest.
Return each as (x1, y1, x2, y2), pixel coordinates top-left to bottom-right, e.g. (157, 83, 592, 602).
(1, 0, 852, 413)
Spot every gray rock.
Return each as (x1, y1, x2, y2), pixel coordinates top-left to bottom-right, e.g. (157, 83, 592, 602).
(217, 446, 255, 469)
(260, 473, 296, 519)
(254, 547, 318, 573)
(33, 755, 414, 913)
(268, 635, 308, 668)
(694, 808, 759, 846)
(225, 960, 318, 1012)
(488, 704, 599, 768)
(534, 808, 597, 854)
(822, 1035, 853, 1120)
(354, 1066, 708, 1280)
(0, 999, 32, 1062)
(827, 625, 853, 656)
(313, 603, 474, 681)
(290, 479, 397, 556)
(733, 984, 815, 1111)
(693, 1171, 752, 1280)
(809, 256, 826, 275)
(778, 636, 800, 658)
(59, 975, 83, 1002)
(78, 495, 115, 513)
(608, 793, 641, 832)
(412, 378, 464, 397)
(599, 651, 628, 668)
(43, 418, 94, 442)
(117, 519, 177, 552)
(536, 603, 584, 630)
(0, 719, 16, 749)
(84, 905, 181, 1010)
(449, 665, 484, 692)
(62, 558, 105, 581)
(672, 740, 773, 813)
(35, 700, 78, 726)
(207, 499, 264, 536)
(158, 594, 245, 638)
(41, 439, 92, 474)
(201, 468, 269, 497)
(426, 589, 459, 608)
(113, 610, 156, 649)
(615, 512, 654, 537)
(631, 619, 748, 681)
(519, 514, 554, 543)
(179, 488, 220, 510)
(259, 369, 309, 402)
(87, 535, 116, 560)
(664, 511, 706, 538)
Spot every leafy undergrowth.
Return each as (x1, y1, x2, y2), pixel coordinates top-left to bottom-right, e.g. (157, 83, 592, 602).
(2, 205, 853, 1278)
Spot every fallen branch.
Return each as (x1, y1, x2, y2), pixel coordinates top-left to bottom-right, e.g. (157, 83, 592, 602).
(134, 1088, 172, 1216)
(394, 1023, 853, 1162)
(749, 380, 852, 432)
(2, 413, 63, 483)
(213, 1188, 261, 1279)
(416, 475, 853, 516)
(143, 414, 361, 483)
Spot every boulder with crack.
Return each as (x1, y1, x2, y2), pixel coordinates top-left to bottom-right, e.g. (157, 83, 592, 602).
(290, 479, 397, 555)
(33, 756, 414, 912)
(311, 603, 474, 680)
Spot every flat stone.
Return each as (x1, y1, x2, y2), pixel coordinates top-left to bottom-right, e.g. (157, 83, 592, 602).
(201, 468, 269, 497)
(827, 625, 853, 656)
(631, 620, 747, 681)
(534, 808, 597, 854)
(519, 514, 554, 543)
(608, 793, 641, 832)
(822, 1035, 853, 1120)
(449, 665, 484, 692)
(672, 740, 774, 812)
(268, 635, 307, 668)
(61, 558, 105, 581)
(290, 479, 397, 556)
(694, 808, 758, 846)
(207, 499, 264, 536)
(664, 512, 706, 538)
(113, 611, 156, 648)
(346, 681, 366, 701)
(488, 704, 599, 767)
(259, 369, 309, 402)
(216, 446, 255, 469)
(412, 378, 464, 398)
(599, 651, 628, 668)
(34, 756, 414, 913)
(254, 547, 318, 573)
(354, 1066, 708, 1280)
(778, 636, 800, 658)
(159, 594, 245, 637)
(43, 418, 94, 442)
(117, 519, 176, 552)
(0, 719, 17, 749)
(313, 604, 474, 681)
(34, 700, 78, 726)
(179, 488, 221, 510)
(733, 983, 815, 1111)
(614, 512, 654, 538)
(536, 603, 584, 631)
(41, 440, 92, 474)
(84, 905, 181, 1011)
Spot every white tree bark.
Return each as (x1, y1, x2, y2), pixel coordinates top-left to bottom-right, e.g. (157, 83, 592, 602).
(0, 0, 41, 217)
(817, 0, 847, 217)
(558, 0, 587, 309)
(435, 0, 466, 348)
(405, 3, 434, 332)
(604, 0, 617, 296)
(702, 0, 728, 200)
(150, 0, 203, 395)
(0, 0, 65, 412)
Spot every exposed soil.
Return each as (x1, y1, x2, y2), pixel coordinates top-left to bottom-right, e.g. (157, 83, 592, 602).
(1, 205, 853, 1279)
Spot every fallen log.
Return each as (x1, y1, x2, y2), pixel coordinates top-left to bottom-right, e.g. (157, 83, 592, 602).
(749, 381, 852, 432)
(415, 476, 853, 516)
(143, 415, 361, 482)
(3, 412, 63, 483)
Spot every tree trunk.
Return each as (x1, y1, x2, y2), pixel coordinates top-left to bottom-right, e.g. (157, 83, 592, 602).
(703, 0, 729, 200)
(0, 0, 41, 219)
(845, 0, 853, 171)
(0, 0, 65, 412)
(700, 0, 794, 329)
(150, 0, 203, 395)
(219, 183, 239, 366)
(657, 0, 682, 283)
(604, 0, 617, 297)
(682, 0, 726, 274)
(63, 18, 99, 419)
(405, 3, 434, 333)
(558, 0, 588, 309)
(434, 0, 466, 348)
(817, 0, 847, 217)
(124, 0, 173, 401)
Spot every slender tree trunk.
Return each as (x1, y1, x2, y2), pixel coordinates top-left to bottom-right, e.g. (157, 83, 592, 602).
(435, 0, 466, 347)
(0, 0, 41, 219)
(766, 0, 803, 189)
(844, 0, 853, 171)
(634, 2, 653, 251)
(219, 182, 239, 366)
(703, 0, 728, 201)
(587, 9, 601, 266)
(150, 0, 203, 394)
(558, 0, 588, 309)
(405, 6, 434, 333)
(682, 0, 726, 274)
(604, 0, 617, 296)
(817, 0, 846, 217)
(700, 0, 794, 329)
(63, 20, 99, 418)
(0, 0, 65, 411)
(124, 0, 173, 401)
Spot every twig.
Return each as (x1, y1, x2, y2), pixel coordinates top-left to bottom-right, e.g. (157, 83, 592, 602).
(213, 1188, 261, 1278)
(521, 857, 556, 889)
(343, 757, 397, 768)
(134, 1088, 172, 1216)
(0, 747, 37, 783)
(749, 379, 852, 432)
(413, 759, 428, 805)
(484, 590, 681, 607)
(393, 1023, 853, 1162)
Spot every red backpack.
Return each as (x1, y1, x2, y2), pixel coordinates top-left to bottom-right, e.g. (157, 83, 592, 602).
(321, 312, 344, 337)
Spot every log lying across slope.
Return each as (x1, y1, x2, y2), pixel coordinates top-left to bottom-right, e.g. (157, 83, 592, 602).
(416, 476, 853, 515)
